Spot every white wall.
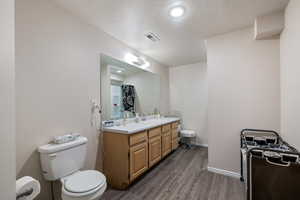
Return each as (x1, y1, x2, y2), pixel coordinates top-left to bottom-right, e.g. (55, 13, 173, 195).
(0, 0, 15, 199)
(169, 63, 208, 145)
(15, 0, 169, 199)
(280, 0, 300, 150)
(206, 28, 280, 174)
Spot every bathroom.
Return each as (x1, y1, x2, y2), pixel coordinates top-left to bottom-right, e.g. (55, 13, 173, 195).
(2, 0, 300, 200)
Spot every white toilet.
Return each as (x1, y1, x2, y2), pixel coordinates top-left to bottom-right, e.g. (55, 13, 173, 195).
(38, 136, 107, 200)
(180, 129, 196, 148)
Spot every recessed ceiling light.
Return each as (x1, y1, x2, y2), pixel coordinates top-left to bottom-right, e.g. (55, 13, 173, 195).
(117, 70, 122, 73)
(169, 6, 185, 18)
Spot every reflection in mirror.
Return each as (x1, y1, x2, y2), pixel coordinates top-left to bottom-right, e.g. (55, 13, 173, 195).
(101, 54, 160, 120)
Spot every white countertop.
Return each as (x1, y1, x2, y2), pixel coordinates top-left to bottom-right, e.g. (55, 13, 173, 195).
(102, 117, 180, 134)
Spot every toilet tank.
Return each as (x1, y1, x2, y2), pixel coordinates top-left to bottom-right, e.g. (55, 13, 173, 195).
(38, 136, 88, 181)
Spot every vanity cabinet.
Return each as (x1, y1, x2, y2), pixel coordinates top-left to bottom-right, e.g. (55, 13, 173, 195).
(103, 121, 180, 189)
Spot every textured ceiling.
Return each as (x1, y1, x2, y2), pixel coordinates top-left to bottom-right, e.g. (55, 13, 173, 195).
(54, 0, 288, 67)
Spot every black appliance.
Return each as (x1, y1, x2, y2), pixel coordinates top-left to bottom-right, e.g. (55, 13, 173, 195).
(240, 129, 300, 200)
(240, 129, 281, 182)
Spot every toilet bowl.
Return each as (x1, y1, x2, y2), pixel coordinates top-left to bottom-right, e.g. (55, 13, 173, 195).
(61, 170, 106, 200)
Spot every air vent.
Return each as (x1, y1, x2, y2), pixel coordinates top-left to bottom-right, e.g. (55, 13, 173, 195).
(145, 32, 160, 42)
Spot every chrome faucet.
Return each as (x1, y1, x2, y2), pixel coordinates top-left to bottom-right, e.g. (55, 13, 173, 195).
(141, 113, 147, 121)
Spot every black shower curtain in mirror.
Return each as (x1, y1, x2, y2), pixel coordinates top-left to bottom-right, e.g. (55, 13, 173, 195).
(121, 84, 135, 113)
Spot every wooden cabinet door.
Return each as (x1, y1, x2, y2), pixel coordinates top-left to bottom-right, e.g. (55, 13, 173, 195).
(171, 128, 179, 151)
(172, 138, 179, 150)
(172, 129, 178, 140)
(149, 136, 161, 167)
(130, 142, 148, 181)
(162, 132, 172, 157)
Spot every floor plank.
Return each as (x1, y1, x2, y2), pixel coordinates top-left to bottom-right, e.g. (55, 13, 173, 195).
(102, 147, 245, 200)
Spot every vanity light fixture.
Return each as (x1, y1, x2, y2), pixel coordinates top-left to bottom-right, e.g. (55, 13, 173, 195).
(124, 53, 150, 68)
(117, 70, 122, 73)
(124, 53, 138, 64)
(141, 60, 150, 69)
(169, 6, 185, 18)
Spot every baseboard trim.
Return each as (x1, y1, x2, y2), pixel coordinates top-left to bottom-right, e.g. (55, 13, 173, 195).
(207, 166, 240, 179)
(193, 143, 208, 148)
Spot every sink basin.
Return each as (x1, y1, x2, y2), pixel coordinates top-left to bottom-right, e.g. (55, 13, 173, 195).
(102, 117, 180, 134)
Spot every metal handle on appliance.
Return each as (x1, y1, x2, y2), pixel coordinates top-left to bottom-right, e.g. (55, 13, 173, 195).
(241, 128, 280, 138)
(266, 157, 291, 167)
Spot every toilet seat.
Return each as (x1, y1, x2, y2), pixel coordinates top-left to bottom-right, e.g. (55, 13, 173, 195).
(65, 170, 105, 193)
(61, 170, 106, 198)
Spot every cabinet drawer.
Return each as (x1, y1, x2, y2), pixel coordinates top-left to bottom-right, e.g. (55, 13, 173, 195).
(129, 131, 147, 146)
(171, 122, 179, 129)
(162, 124, 171, 132)
(172, 129, 178, 139)
(148, 127, 161, 138)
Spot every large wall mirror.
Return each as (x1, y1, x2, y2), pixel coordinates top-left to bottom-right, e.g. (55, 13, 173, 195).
(101, 54, 160, 121)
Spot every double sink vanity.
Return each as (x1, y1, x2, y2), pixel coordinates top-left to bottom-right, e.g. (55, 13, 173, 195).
(102, 117, 180, 189)
(100, 54, 179, 189)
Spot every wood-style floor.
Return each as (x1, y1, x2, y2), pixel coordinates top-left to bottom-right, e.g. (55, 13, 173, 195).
(102, 146, 245, 200)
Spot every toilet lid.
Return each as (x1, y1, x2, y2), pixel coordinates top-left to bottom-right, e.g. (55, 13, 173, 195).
(64, 170, 105, 193)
